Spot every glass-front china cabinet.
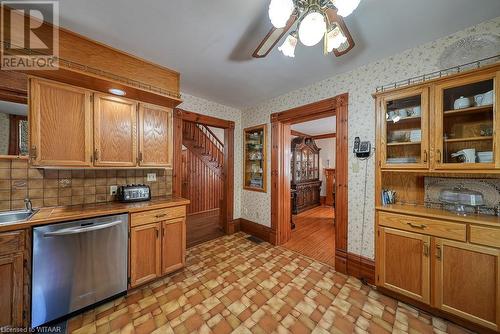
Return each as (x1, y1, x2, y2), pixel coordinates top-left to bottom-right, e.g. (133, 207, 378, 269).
(379, 87, 429, 169)
(291, 136, 321, 214)
(243, 124, 267, 192)
(434, 72, 497, 169)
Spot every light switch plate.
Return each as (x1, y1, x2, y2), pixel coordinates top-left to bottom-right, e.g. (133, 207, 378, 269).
(147, 173, 157, 182)
(110, 185, 118, 195)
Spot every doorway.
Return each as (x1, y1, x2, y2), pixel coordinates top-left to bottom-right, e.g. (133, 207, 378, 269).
(283, 117, 337, 266)
(172, 109, 235, 247)
(270, 94, 349, 273)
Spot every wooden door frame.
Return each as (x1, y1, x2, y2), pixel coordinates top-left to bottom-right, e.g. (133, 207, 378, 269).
(173, 108, 235, 234)
(270, 93, 349, 273)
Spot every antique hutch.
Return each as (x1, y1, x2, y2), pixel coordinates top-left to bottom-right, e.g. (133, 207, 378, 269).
(291, 137, 321, 214)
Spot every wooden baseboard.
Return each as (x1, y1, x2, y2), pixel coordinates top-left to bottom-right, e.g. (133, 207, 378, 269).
(335, 249, 375, 284)
(234, 218, 272, 243)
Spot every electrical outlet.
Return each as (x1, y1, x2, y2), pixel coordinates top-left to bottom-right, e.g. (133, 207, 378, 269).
(244, 207, 248, 215)
(255, 212, 260, 219)
(110, 185, 118, 195)
(147, 173, 157, 182)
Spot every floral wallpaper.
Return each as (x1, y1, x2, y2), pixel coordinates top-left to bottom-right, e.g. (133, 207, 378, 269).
(241, 17, 500, 259)
(178, 93, 243, 219)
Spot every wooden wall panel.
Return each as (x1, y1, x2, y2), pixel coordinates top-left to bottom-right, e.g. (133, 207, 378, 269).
(181, 150, 223, 214)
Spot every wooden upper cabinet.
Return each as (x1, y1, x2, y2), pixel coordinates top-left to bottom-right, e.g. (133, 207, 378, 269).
(139, 104, 173, 167)
(93, 94, 138, 167)
(161, 218, 185, 275)
(376, 227, 430, 304)
(30, 78, 93, 167)
(433, 239, 500, 331)
(130, 223, 161, 288)
(378, 86, 429, 169)
(433, 70, 498, 170)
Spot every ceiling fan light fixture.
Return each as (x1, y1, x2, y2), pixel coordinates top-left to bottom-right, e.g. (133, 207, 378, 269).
(325, 26, 347, 52)
(298, 10, 326, 47)
(268, 0, 295, 28)
(334, 0, 361, 17)
(278, 32, 298, 57)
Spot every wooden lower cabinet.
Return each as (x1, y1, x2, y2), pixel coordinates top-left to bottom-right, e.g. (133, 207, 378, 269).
(433, 239, 500, 331)
(0, 254, 23, 328)
(130, 223, 161, 287)
(377, 227, 430, 304)
(161, 218, 186, 275)
(130, 208, 187, 288)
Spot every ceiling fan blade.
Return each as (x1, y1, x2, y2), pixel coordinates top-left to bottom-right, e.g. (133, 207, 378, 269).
(325, 8, 355, 57)
(253, 15, 297, 58)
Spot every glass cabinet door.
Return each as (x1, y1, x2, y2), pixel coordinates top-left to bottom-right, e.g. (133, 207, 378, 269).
(434, 72, 497, 169)
(380, 87, 429, 169)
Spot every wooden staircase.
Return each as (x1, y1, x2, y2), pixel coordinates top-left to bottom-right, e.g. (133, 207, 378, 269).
(182, 122, 224, 176)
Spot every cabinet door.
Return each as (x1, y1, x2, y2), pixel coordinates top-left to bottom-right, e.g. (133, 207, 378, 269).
(138, 104, 173, 167)
(378, 87, 429, 169)
(94, 94, 138, 167)
(376, 227, 430, 304)
(30, 78, 93, 167)
(0, 254, 23, 328)
(130, 223, 161, 287)
(433, 239, 500, 331)
(433, 71, 497, 170)
(161, 218, 186, 275)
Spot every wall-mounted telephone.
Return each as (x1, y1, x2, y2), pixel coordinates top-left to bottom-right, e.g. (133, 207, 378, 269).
(353, 137, 371, 158)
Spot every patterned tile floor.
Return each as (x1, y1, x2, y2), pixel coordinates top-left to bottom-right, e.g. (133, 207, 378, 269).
(68, 233, 472, 334)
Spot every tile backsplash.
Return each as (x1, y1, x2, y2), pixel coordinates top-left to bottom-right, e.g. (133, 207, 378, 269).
(0, 159, 172, 211)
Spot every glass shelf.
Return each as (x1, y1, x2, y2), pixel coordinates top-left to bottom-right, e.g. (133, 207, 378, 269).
(243, 124, 267, 192)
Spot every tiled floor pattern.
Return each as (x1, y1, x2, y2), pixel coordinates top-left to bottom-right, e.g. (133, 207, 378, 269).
(68, 233, 472, 334)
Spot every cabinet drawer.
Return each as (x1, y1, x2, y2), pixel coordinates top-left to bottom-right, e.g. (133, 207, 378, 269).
(470, 225, 500, 248)
(378, 212, 466, 241)
(131, 206, 186, 227)
(0, 230, 25, 256)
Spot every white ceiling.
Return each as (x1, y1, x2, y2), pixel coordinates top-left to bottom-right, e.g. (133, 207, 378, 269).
(291, 116, 336, 135)
(56, 0, 500, 108)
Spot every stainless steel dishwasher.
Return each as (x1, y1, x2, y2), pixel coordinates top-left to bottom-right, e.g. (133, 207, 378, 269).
(32, 214, 128, 328)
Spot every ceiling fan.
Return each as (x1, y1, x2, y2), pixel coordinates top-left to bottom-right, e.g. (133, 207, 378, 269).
(253, 0, 360, 58)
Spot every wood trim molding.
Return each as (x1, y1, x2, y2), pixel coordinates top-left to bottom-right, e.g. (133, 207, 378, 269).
(291, 130, 310, 137)
(235, 218, 272, 243)
(176, 108, 234, 129)
(270, 94, 349, 275)
(312, 133, 336, 140)
(173, 108, 234, 236)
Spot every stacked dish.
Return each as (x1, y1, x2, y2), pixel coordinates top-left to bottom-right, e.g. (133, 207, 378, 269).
(477, 151, 493, 163)
(409, 129, 421, 142)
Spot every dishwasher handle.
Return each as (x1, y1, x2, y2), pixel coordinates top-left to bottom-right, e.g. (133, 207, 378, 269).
(43, 220, 124, 237)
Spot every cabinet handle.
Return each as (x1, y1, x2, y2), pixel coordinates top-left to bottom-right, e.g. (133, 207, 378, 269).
(156, 228, 159, 238)
(423, 242, 429, 257)
(436, 149, 442, 163)
(94, 149, 99, 161)
(406, 222, 427, 229)
(155, 213, 167, 219)
(423, 150, 428, 163)
(436, 245, 442, 260)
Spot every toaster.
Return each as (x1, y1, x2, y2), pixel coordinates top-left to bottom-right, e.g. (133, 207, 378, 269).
(117, 184, 151, 203)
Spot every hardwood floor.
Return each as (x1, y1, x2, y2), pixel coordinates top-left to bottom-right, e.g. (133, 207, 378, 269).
(283, 205, 335, 267)
(186, 208, 224, 248)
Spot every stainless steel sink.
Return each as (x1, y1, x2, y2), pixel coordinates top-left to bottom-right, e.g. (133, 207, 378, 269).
(0, 209, 38, 225)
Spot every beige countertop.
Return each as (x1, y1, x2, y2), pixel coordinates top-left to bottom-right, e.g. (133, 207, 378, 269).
(0, 196, 190, 232)
(377, 204, 500, 227)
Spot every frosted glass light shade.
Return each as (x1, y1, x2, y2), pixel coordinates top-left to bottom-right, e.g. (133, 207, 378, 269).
(278, 33, 298, 57)
(298, 11, 326, 47)
(334, 0, 361, 17)
(325, 26, 347, 52)
(268, 0, 295, 28)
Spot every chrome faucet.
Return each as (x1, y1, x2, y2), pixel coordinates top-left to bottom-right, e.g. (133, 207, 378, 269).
(24, 198, 33, 212)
